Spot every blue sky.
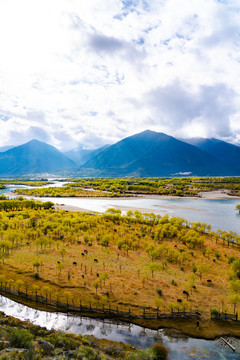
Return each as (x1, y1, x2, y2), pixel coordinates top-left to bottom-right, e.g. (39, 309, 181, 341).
(0, 0, 240, 150)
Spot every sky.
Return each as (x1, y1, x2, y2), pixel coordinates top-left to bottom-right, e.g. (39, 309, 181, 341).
(0, 0, 240, 151)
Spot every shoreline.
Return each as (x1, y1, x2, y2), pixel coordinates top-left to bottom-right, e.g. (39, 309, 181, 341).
(1, 290, 240, 340)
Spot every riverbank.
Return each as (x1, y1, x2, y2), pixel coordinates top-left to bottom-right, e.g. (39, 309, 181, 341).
(1, 289, 240, 341)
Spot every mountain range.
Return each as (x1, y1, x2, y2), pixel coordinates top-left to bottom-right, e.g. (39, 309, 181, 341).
(0, 130, 240, 177)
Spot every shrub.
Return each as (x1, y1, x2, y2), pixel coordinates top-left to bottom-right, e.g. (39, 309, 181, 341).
(151, 343, 168, 360)
(156, 289, 162, 296)
(77, 345, 101, 360)
(210, 308, 220, 316)
(46, 333, 79, 351)
(9, 327, 33, 349)
(171, 279, 177, 286)
(103, 344, 124, 357)
(229, 256, 236, 264)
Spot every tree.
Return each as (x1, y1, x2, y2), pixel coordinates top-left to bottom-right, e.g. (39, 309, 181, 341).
(229, 280, 240, 294)
(148, 262, 160, 277)
(198, 263, 210, 281)
(42, 285, 51, 300)
(15, 279, 24, 293)
(228, 294, 240, 313)
(93, 280, 99, 294)
(100, 235, 110, 247)
(100, 272, 109, 287)
(60, 248, 67, 261)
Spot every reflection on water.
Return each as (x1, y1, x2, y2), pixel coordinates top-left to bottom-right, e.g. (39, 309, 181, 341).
(0, 296, 239, 359)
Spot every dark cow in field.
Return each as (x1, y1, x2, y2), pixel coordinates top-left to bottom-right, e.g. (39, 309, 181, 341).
(96, 273, 99, 277)
(183, 290, 189, 296)
(82, 274, 84, 278)
(73, 262, 77, 265)
(177, 299, 182, 303)
(94, 258, 98, 263)
(207, 279, 212, 283)
(57, 261, 60, 264)
(81, 253, 85, 256)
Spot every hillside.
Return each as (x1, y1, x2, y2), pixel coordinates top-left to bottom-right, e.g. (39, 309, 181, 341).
(64, 144, 110, 165)
(182, 137, 240, 172)
(0, 139, 76, 176)
(82, 130, 239, 176)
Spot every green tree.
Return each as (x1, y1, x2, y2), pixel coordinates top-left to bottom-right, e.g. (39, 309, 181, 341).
(148, 262, 160, 277)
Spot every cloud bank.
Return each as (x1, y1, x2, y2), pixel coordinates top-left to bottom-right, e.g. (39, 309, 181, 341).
(0, 0, 239, 150)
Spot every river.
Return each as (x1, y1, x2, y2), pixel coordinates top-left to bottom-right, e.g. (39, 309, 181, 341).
(0, 295, 239, 360)
(8, 192, 240, 234)
(0, 184, 240, 358)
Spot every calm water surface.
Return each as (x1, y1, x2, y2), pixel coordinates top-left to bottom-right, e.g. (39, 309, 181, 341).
(17, 195, 240, 234)
(0, 296, 239, 360)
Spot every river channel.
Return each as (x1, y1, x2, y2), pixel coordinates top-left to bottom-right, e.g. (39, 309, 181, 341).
(1, 184, 240, 358)
(5, 188, 240, 234)
(0, 295, 239, 359)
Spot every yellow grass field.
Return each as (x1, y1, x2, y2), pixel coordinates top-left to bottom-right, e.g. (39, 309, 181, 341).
(0, 202, 239, 317)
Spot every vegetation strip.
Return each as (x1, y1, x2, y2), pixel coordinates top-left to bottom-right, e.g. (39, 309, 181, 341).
(12, 176, 240, 198)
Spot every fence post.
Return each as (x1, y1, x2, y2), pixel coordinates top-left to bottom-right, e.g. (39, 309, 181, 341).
(143, 307, 145, 318)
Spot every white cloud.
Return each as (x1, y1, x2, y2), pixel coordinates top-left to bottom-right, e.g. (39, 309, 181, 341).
(0, 0, 239, 150)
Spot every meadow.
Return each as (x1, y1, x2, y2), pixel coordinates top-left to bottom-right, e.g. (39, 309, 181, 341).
(0, 200, 239, 319)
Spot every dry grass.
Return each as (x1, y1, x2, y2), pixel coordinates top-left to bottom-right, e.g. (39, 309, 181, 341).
(0, 208, 239, 317)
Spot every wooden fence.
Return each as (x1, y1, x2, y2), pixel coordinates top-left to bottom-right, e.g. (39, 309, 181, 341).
(0, 286, 200, 320)
(211, 311, 239, 321)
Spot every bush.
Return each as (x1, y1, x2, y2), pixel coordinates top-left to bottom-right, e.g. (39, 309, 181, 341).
(156, 289, 162, 296)
(9, 328, 33, 349)
(171, 279, 177, 286)
(77, 345, 101, 360)
(46, 333, 79, 351)
(210, 308, 220, 316)
(151, 343, 168, 360)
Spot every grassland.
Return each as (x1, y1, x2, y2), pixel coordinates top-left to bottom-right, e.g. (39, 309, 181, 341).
(0, 201, 239, 325)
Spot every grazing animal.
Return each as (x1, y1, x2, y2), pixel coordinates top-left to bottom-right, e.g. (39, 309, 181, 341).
(97, 273, 99, 277)
(207, 279, 212, 283)
(73, 262, 77, 265)
(82, 274, 84, 278)
(26, 242, 29, 245)
(94, 259, 98, 263)
(57, 261, 60, 264)
(174, 245, 178, 248)
(84, 250, 88, 254)
(177, 299, 182, 303)
(183, 290, 189, 296)
(192, 285, 196, 289)
(81, 253, 85, 256)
